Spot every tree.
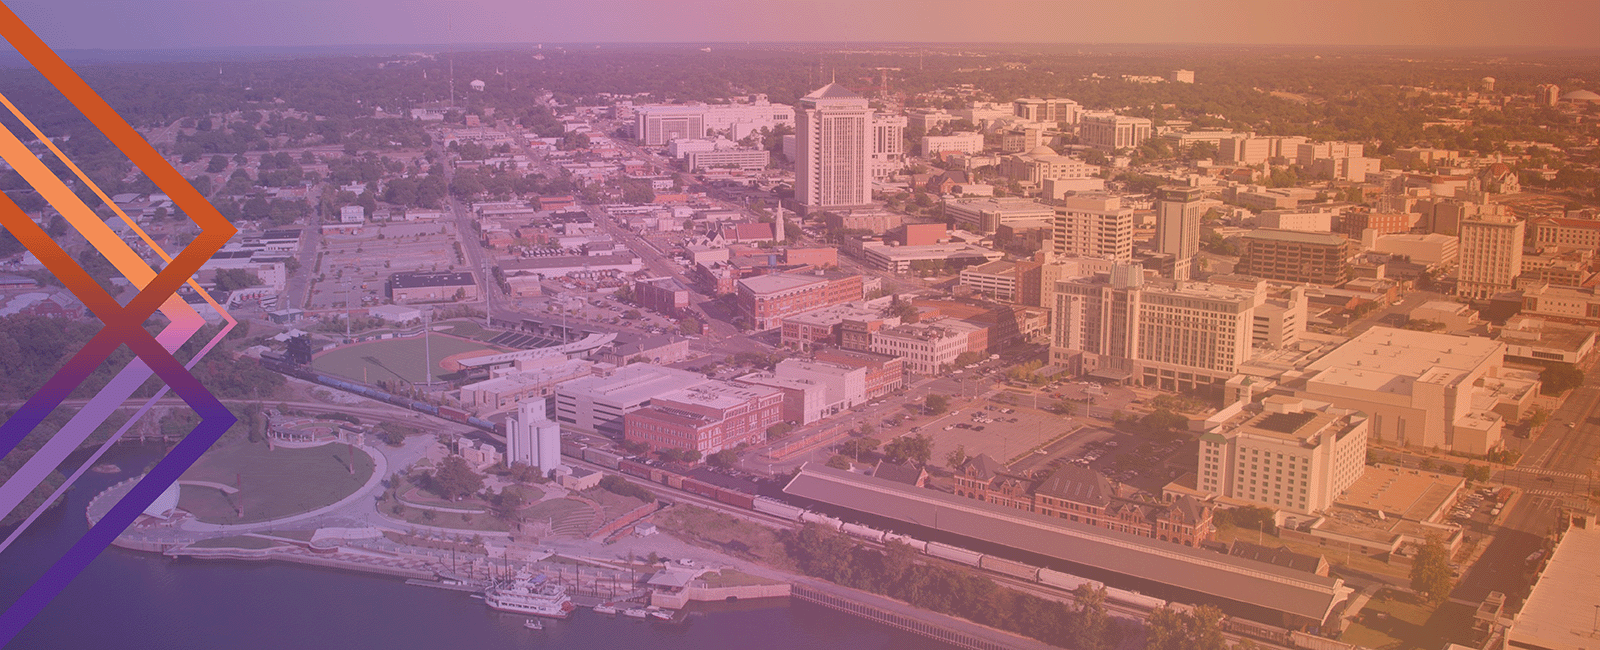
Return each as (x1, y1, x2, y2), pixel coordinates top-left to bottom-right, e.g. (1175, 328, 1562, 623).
(1410, 535, 1454, 603)
(840, 437, 880, 461)
(1540, 363, 1585, 395)
(506, 461, 543, 483)
(883, 434, 933, 465)
(707, 449, 739, 469)
(1051, 400, 1076, 416)
(426, 455, 483, 501)
(206, 154, 228, 173)
(885, 295, 919, 323)
(1144, 607, 1190, 650)
(924, 394, 949, 415)
(598, 475, 655, 503)
(213, 268, 263, 292)
(1463, 464, 1492, 482)
(955, 351, 983, 366)
(1145, 605, 1226, 650)
(1069, 585, 1116, 650)
(1528, 408, 1549, 429)
(826, 454, 853, 470)
(620, 179, 655, 204)
(1139, 409, 1187, 432)
(491, 488, 525, 521)
(560, 131, 590, 151)
(945, 444, 968, 469)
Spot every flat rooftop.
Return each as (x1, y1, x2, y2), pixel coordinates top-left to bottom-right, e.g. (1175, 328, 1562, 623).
(782, 302, 885, 327)
(556, 363, 711, 404)
(389, 271, 476, 289)
(1336, 464, 1464, 522)
(1303, 326, 1504, 394)
(1511, 521, 1600, 650)
(865, 242, 1003, 262)
(738, 273, 827, 295)
(784, 463, 1348, 623)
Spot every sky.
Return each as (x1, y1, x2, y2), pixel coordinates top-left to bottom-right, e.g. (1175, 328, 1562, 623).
(4, 0, 1599, 51)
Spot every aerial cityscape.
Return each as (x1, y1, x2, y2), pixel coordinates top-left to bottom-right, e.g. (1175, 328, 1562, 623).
(0, 2, 1598, 649)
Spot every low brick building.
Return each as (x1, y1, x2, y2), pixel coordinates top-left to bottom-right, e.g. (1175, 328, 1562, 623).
(623, 382, 784, 456)
(954, 454, 1213, 547)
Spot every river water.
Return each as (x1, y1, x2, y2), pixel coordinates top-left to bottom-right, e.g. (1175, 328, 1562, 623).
(0, 443, 949, 650)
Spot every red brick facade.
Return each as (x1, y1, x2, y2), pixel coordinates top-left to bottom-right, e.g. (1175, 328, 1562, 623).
(623, 385, 784, 455)
(954, 454, 1213, 547)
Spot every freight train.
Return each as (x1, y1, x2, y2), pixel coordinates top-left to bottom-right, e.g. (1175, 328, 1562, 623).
(578, 442, 1174, 613)
(259, 353, 502, 434)
(263, 352, 1200, 623)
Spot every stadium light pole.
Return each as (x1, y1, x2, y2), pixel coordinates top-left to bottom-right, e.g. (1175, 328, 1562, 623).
(422, 306, 432, 391)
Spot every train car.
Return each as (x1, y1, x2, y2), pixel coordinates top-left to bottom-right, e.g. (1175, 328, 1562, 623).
(1038, 568, 1101, 593)
(582, 447, 623, 470)
(979, 555, 1040, 581)
(881, 533, 928, 553)
(841, 523, 886, 543)
(619, 459, 653, 480)
(753, 497, 804, 521)
(664, 473, 684, 490)
(465, 416, 498, 433)
(926, 541, 983, 567)
(798, 511, 844, 530)
(1104, 587, 1165, 611)
(681, 478, 719, 499)
(561, 440, 588, 458)
(438, 406, 469, 422)
(714, 487, 755, 510)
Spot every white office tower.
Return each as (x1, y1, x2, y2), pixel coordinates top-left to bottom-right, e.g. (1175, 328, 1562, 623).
(1155, 186, 1206, 280)
(796, 83, 873, 215)
(506, 399, 562, 475)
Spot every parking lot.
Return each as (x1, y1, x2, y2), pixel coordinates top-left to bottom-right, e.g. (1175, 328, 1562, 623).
(536, 290, 684, 337)
(306, 222, 463, 311)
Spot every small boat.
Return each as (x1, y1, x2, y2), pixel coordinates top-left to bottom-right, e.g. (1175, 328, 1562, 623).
(648, 607, 674, 621)
(592, 603, 618, 615)
(523, 619, 543, 631)
(622, 607, 648, 619)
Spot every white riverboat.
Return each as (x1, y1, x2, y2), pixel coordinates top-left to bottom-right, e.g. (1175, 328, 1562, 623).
(483, 573, 576, 619)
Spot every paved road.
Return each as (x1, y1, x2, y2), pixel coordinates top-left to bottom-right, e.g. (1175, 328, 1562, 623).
(1449, 490, 1557, 609)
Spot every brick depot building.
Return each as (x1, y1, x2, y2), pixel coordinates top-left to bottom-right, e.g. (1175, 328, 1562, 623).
(736, 270, 864, 330)
(623, 382, 783, 455)
(954, 454, 1213, 547)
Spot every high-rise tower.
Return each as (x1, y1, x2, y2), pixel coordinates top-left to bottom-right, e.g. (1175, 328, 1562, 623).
(796, 83, 873, 215)
(1155, 186, 1206, 280)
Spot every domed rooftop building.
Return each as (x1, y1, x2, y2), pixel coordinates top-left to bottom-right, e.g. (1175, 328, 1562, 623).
(1561, 89, 1600, 104)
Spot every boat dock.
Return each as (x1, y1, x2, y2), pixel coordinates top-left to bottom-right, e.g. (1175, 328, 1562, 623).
(403, 578, 484, 593)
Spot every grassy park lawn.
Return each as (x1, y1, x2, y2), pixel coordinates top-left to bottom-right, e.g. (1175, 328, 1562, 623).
(655, 504, 793, 569)
(520, 498, 589, 524)
(1341, 589, 1480, 650)
(578, 486, 648, 520)
(178, 441, 375, 525)
(311, 335, 503, 383)
(700, 569, 780, 588)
